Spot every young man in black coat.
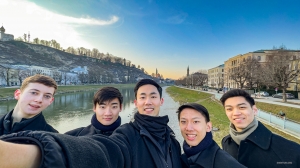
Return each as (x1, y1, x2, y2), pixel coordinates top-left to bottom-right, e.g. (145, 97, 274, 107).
(220, 89, 300, 168)
(0, 79, 182, 168)
(0, 74, 58, 136)
(178, 103, 245, 168)
(65, 87, 122, 136)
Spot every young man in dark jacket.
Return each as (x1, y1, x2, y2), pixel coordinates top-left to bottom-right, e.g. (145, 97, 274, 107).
(220, 89, 300, 168)
(65, 87, 122, 136)
(0, 74, 58, 136)
(0, 79, 182, 168)
(178, 103, 245, 168)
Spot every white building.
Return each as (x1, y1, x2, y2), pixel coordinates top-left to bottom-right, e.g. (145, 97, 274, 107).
(208, 64, 224, 88)
(0, 26, 14, 41)
(70, 66, 88, 74)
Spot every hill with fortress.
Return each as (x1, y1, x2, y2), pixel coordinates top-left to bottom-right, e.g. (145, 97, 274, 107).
(0, 40, 154, 84)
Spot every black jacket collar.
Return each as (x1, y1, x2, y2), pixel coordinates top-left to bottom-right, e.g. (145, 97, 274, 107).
(181, 140, 219, 168)
(223, 121, 272, 150)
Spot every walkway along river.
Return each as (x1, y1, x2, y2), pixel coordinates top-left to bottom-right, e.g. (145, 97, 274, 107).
(0, 86, 184, 144)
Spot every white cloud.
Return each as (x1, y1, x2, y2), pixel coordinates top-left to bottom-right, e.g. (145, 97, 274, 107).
(0, 0, 119, 49)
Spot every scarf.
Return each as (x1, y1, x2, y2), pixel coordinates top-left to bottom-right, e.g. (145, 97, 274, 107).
(229, 118, 258, 145)
(183, 131, 213, 157)
(91, 114, 121, 132)
(134, 112, 169, 140)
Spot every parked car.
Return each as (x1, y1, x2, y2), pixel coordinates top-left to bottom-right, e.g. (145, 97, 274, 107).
(254, 91, 269, 97)
(215, 88, 223, 91)
(272, 93, 295, 99)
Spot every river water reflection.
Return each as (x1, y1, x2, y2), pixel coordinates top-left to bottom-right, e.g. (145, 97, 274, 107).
(0, 86, 183, 144)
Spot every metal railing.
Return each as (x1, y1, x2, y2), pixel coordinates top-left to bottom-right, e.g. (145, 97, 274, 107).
(257, 109, 300, 135)
(214, 94, 300, 136)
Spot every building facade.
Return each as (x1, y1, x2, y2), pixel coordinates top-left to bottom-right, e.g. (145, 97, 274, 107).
(0, 26, 14, 41)
(208, 64, 224, 88)
(224, 50, 300, 90)
(224, 50, 266, 89)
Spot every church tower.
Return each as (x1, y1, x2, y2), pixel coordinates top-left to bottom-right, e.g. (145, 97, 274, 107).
(187, 66, 189, 77)
(0, 25, 5, 40)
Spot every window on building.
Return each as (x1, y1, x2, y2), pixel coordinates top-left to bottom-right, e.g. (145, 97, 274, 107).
(257, 56, 261, 61)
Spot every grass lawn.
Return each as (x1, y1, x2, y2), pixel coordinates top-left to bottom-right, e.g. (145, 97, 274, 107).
(0, 88, 16, 99)
(255, 102, 300, 123)
(166, 86, 300, 145)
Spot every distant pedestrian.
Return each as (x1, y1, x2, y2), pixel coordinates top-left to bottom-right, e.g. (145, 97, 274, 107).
(220, 89, 300, 168)
(278, 111, 286, 119)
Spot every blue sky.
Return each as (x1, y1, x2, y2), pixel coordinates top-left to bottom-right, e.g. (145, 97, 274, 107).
(1, 0, 300, 79)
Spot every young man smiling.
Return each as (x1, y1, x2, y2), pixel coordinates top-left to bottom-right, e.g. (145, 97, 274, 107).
(220, 89, 300, 168)
(65, 87, 123, 136)
(178, 103, 245, 168)
(0, 74, 58, 136)
(0, 79, 182, 168)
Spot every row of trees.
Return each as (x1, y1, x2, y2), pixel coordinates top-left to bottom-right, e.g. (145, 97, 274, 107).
(14, 36, 153, 76)
(227, 46, 300, 102)
(175, 70, 208, 88)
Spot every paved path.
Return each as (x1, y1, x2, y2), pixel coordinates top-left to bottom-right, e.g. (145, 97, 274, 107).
(160, 87, 184, 145)
(188, 87, 300, 109)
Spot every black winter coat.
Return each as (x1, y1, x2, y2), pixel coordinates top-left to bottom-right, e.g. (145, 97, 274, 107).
(64, 124, 115, 136)
(222, 121, 300, 168)
(0, 110, 58, 136)
(181, 140, 246, 168)
(1, 118, 182, 168)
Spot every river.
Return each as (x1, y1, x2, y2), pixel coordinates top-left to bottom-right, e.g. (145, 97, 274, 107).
(0, 86, 184, 144)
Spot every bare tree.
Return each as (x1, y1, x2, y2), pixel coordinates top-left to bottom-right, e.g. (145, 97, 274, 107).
(192, 72, 208, 87)
(263, 48, 300, 102)
(0, 65, 12, 86)
(66, 47, 77, 54)
(228, 64, 248, 89)
(33, 38, 40, 44)
(16, 69, 31, 84)
(92, 48, 99, 58)
(32, 69, 43, 75)
(23, 33, 27, 42)
(244, 57, 261, 89)
(52, 71, 62, 84)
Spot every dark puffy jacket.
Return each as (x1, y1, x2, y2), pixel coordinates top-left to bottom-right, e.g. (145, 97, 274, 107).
(64, 124, 115, 136)
(1, 131, 126, 168)
(110, 121, 182, 168)
(222, 121, 300, 168)
(181, 140, 246, 168)
(1, 119, 182, 168)
(0, 110, 58, 136)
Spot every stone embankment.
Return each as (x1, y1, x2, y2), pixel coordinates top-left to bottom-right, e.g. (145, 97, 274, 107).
(0, 89, 97, 102)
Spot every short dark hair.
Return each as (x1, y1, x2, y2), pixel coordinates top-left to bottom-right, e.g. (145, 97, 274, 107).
(93, 87, 123, 107)
(220, 89, 255, 106)
(134, 79, 162, 98)
(177, 103, 210, 122)
(21, 74, 57, 94)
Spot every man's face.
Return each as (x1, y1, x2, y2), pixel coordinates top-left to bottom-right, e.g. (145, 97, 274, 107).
(14, 83, 55, 118)
(134, 84, 164, 117)
(179, 108, 212, 146)
(93, 98, 122, 125)
(224, 96, 257, 132)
